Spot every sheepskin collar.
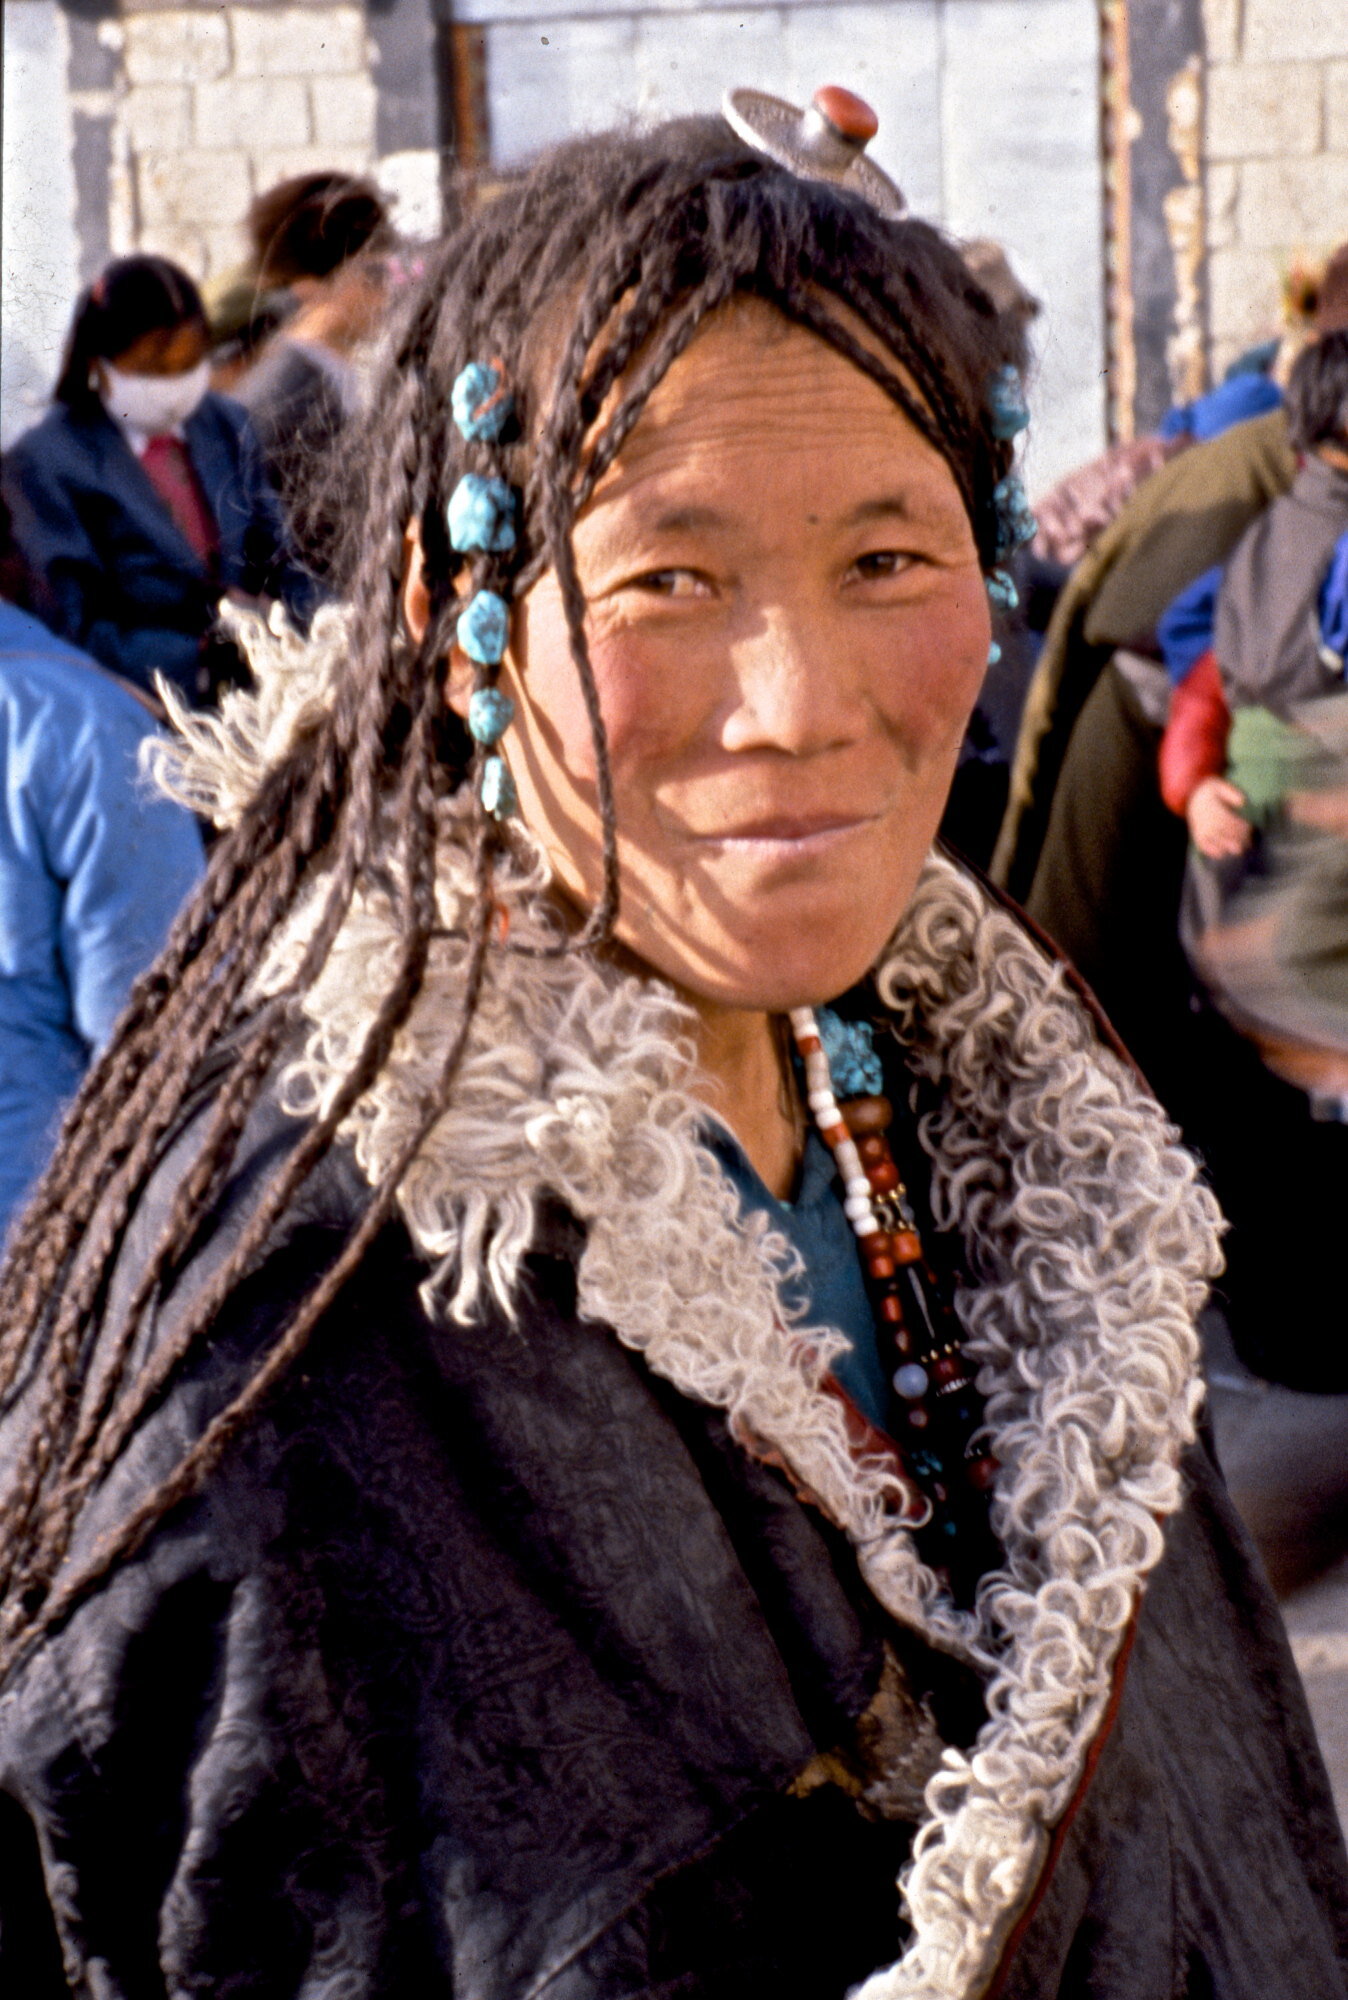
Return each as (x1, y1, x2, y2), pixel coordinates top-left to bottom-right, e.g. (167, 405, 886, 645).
(157, 613, 1223, 2000)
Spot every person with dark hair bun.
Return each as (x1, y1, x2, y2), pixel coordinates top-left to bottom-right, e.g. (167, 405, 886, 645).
(237, 173, 395, 576)
(0, 99, 1343, 2000)
(0, 254, 314, 706)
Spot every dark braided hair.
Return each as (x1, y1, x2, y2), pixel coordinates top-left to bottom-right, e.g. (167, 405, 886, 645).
(0, 114, 1021, 1687)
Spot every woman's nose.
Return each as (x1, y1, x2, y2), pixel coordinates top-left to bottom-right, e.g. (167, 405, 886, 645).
(719, 606, 862, 757)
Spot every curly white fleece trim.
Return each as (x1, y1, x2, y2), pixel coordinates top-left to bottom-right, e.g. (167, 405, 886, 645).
(157, 614, 1223, 2000)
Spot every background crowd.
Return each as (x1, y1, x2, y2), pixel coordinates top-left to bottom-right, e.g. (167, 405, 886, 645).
(3, 141, 1348, 1722)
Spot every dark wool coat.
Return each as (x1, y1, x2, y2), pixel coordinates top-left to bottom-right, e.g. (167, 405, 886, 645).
(0, 395, 317, 702)
(1, 1023, 1346, 2000)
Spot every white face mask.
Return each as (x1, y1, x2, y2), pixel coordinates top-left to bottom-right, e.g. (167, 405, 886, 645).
(100, 357, 211, 436)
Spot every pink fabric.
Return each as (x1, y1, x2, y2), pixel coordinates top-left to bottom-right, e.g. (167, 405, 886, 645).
(1031, 434, 1188, 570)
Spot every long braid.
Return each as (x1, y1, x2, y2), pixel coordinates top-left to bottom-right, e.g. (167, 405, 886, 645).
(0, 122, 1023, 1675)
(5, 824, 497, 1691)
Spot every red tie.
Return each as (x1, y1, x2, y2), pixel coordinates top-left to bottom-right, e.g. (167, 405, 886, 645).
(139, 434, 220, 572)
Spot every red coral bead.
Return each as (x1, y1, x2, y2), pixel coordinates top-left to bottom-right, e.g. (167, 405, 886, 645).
(879, 1294, 904, 1324)
(843, 1096, 891, 1135)
(857, 1134, 888, 1165)
(967, 1455, 999, 1491)
(867, 1160, 900, 1193)
(892, 1229, 922, 1264)
(813, 84, 880, 144)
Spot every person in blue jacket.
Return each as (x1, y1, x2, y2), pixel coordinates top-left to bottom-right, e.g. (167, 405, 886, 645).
(0, 505, 203, 1237)
(0, 254, 315, 707)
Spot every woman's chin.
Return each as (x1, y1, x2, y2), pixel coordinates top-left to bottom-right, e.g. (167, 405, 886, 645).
(622, 908, 908, 1015)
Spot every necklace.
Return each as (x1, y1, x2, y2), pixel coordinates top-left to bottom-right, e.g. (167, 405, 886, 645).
(788, 1005, 999, 1600)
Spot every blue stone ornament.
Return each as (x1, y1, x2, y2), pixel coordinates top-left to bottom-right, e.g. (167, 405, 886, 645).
(457, 589, 510, 666)
(451, 361, 513, 443)
(988, 640, 1003, 668)
(993, 474, 1037, 557)
(467, 685, 515, 746)
(480, 753, 517, 820)
(893, 1362, 929, 1401)
(816, 1007, 885, 1098)
(986, 566, 1019, 612)
(987, 364, 1030, 441)
(447, 474, 517, 554)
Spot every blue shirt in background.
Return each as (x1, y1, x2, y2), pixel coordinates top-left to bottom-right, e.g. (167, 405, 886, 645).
(0, 600, 204, 1236)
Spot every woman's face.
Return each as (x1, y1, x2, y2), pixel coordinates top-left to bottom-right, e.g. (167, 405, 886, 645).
(498, 299, 990, 1012)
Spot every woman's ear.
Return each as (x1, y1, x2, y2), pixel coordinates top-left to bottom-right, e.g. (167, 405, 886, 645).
(401, 518, 475, 718)
(400, 518, 431, 645)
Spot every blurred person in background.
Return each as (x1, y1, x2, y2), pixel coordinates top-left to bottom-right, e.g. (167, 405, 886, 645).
(0, 498, 203, 1238)
(0, 255, 312, 708)
(236, 173, 395, 578)
(1147, 331, 1348, 1393)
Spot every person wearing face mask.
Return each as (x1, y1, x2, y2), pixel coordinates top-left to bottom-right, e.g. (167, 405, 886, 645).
(0, 255, 315, 707)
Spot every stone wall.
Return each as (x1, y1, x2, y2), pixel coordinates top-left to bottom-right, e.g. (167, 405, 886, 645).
(1204, 0, 1348, 374)
(109, 5, 379, 281)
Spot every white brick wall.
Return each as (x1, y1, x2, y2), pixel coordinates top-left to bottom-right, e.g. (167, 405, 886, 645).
(115, 4, 380, 282)
(1202, 0, 1348, 375)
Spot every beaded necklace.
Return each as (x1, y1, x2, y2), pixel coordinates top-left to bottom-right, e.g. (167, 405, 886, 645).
(788, 1005, 1000, 1601)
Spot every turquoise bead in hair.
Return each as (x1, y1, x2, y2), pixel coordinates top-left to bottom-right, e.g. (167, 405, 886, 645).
(447, 474, 517, 554)
(815, 1007, 885, 1098)
(993, 474, 1037, 558)
(987, 364, 1030, 441)
(451, 362, 513, 443)
(467, 686, 514, 746)
(480, 754, 517, 820)
(986, 567, 1019, 612)
(988, 640, 1003, 667)
(457, 590, 510, 665)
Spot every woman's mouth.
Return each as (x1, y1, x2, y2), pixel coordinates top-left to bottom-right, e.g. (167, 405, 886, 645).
(695, 812, 879, 858)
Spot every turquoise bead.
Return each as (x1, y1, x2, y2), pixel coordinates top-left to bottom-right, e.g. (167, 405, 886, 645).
(987, 364, 1030, 441)
(993, 474, 1037, 557)
(467, 685, 514, 746)
(447, 474, 517, 554)
(451, 361, 513, 443)
(480, 754, 517, 820)
(457, 590, 509, 666)
(816, 1007, 885, 1098)
(986, 566, 1019, 612)
(988, 640, 1003, 667)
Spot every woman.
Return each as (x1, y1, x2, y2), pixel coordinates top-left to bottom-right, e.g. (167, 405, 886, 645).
(1, 254, 314, 706)
(235, 172, 394, 577)
(0, 101, 1343, 1999)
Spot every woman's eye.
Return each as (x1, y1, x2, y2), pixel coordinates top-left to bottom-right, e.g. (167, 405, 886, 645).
(628, 568, 711, 599)
(851, 550, 914, 582)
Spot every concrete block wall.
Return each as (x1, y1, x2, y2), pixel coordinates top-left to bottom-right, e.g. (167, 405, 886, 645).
(1203, 0, 1348, 375)
(106, 5, 381, 282)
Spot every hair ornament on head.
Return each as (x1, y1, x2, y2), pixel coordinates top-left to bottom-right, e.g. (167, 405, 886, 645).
(992, 472, 1037, 558)
(722, 85, 906, 220)
(452, 360, 514, 443)
(987, 362, 1030, 441)
(448, 474, 518, 555)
